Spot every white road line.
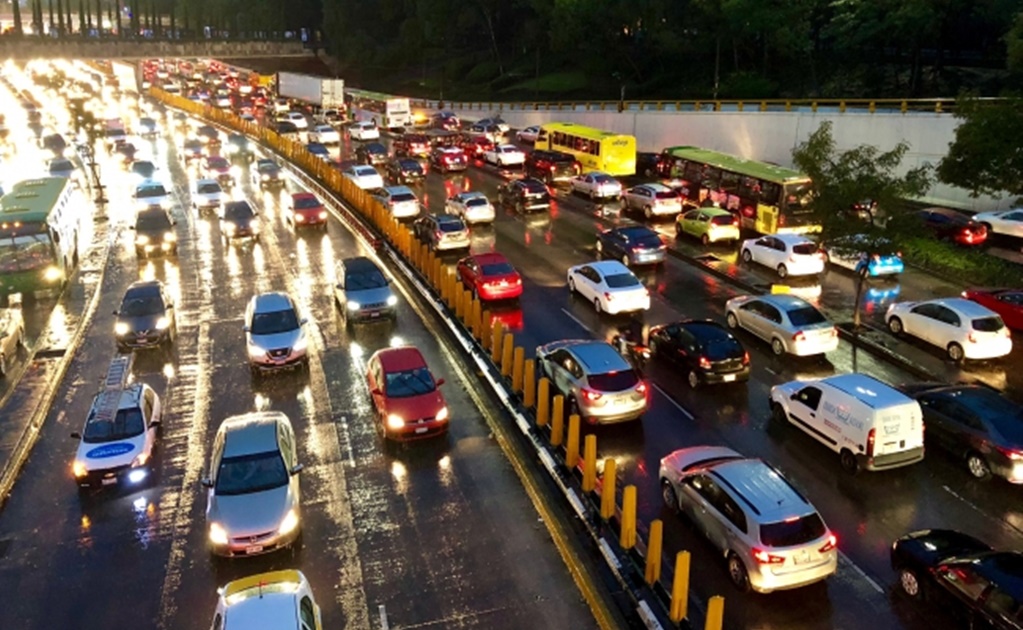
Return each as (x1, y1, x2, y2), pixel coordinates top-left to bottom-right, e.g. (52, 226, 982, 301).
(378, 604, 390, 630)
(838, 550, 884, 594)
(559, 308, 592, 333)
(652, 384, 695, 420)
(336, 415, 356, 468)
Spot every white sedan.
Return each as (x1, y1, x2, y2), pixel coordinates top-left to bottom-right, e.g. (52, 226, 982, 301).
(740, 234, 825, 278)
(886, 297, 1012, 362)
(570, 172, 622, 200)
(309, 124, 341, 145)
(485, 144, 526, 167)
(567, 260, 650, 315)
(349, 121, 380, 141)
(446, 192, 496, 224)
(516, 126, 541, 144)
(280, 111, 308, 130)
(343, 165, 384, 190)
(973, 208, 1023, 239)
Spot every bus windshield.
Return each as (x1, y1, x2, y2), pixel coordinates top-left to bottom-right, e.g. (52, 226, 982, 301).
(784, 181, 815, 213)
(0, 233, 55, 273)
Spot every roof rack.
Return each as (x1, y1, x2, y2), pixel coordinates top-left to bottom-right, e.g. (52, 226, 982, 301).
(91, 355, 134, 424)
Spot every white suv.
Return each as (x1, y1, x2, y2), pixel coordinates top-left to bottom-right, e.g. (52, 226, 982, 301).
(886, 297, 1012, 362)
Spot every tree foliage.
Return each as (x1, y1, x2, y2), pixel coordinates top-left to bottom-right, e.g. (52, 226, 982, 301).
(938, 93, 1023, 200)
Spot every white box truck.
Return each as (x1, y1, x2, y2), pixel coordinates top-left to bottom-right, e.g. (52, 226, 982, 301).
(111, 60, 141, 94)
(277, 72, 344, 109)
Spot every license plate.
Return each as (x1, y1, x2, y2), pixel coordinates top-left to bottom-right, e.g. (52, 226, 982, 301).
(244, 545, 264, 555)
(101, 477, 117, 486)
(415, 427, 429, 434)
(370, 312, 380, 318)
(793, 552, 810, 564)
(723, 374, 736, 382)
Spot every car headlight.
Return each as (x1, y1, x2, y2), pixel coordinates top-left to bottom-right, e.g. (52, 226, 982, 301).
(261, 173, 270, 181)
(115, 321, 130, 335)
(386, 295, 398, 307)
(386, 414, 405, 430)
(155, 316, 170, 330)
(436, 406, 449, 422)
(277, 509, 300, 536)
(72, 460, 87, 478)
(293, 334, 307, 352)
(43, 265, 62, 282)
(131, 452, 150, 468)
(164, 231, 176, 242)
(295, 213, 305, 222)
(347, 301, 361, 311)
(208, 522, 228, 546)
(247, 342, 266, 358)
(225, 144, 238, 154)
(135, 234, 150, 245)
(318, 211, 328, 220)
(223, 221, 236, 233)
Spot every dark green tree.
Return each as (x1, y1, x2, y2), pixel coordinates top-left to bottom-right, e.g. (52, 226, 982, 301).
(938, 93, 1023, 201)
(1008, 12, 1023, 75)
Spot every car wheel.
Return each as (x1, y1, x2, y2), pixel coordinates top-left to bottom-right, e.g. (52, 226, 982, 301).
(675, 222, 683, 237)
(727, 553, 751, 593)
(661, 479, 681, 513)
(594, 298, 602, 314)
(966, 452, 992, 480)
(644, 205, 653, 219)
(771, 403, 788, 424)
(701, 233, 710, 246)
(777, 264, 788, 278)
(947, 342, 965, 363)
(741, 249, 752, 263)
(726, 312, 739, 329)
(888, 316, 903, 335)
(899, 567, 924, 599)
(595, 240, 603, 255)
(771, 338, 785, 356)
(687, 370, 700, 389)
(568, 277, 576, 294)
(840, 448, 861, 475)
(622, 254, 630, 267)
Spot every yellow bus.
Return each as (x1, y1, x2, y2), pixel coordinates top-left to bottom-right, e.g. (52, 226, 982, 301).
(535, 123, 636, 177)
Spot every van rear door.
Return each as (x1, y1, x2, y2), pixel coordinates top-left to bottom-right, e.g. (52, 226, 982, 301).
(875, 402, 924, 455)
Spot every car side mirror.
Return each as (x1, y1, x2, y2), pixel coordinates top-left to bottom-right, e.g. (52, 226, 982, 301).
(436, 378, 445, 387)
(70, 431, 81, 439)
(200, 477, 213, 488)
(242, 325, 250, 333)
(790, 393, 799, 401)
(371, 388, 383, 396)
(290, 463, 304, 475)
(112, 310, 118, 316)
(299, 318, 308, 326)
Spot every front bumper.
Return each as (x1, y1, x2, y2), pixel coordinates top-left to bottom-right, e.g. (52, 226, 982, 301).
(76, 463, 151, 489)
(137, 241, 177, 256)
(385, 417, 449, 441)
(249, 351, 308, 372)
(117, 328, 171, 349)
(210, 523, 301, 558)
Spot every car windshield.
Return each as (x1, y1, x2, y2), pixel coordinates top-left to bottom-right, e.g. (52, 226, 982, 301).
(792, 243, 819, 255)
(481, 261, 515, 276)
(215, 450, 289, 496)
(346, 270, 387, 290)
(293, 196, 321, 209)
(197, 182, 221, 194)
(136, 211, 171, 231)
(385, 366, 436, 397)
(972, 316, 1005, 333)
(605, 273, 640, 288)
(587, 369, 639, 392)
(391, 192, 416, 202)
(121, 295, 164, 316)
(0, 233, 54, 273)
(593, 174, 615, 184)
(399, 160, 420, 170)
(309, 144, 327, 153)
(760, 513, 826, 547)
(83, 407, 145, 442)
(787, 306, 827, 327)
(225, 204, 254, 220)
(250, 308, 299, 335)
(258, 164, 278, 174)
(137, 185, 167, 198)
(355, 167, 376, 176)
(466, 198, 488, 207)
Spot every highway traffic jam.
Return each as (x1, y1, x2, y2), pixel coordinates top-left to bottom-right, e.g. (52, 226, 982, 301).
(0, 56, 1021, 630)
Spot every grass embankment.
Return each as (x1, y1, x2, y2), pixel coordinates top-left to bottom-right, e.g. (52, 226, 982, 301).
(901, 238, 1023, 288)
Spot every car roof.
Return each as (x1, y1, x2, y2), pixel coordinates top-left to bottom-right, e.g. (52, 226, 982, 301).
(517, 178, 547, 188)
(341, 256, 381, 274)
(637, 183, 671, 192)
(710, 458, 813, 522)
(612, 225, 658, 238)
(928, 297, 1000, 317)
(587, 260, 633, 275)
(222, 571, 307, 629)
(773, 233, 815, 244)
(563, 340, 631, 373)
(696, 207, 733, 217)
(819, 373, 909, 409)
(677, 319, 733, 340)
(469, 252, 510, 266)
(374, 346, 427, 372)
(251, 291, 294, 313)
(353, 165, 377, 174)
(89, 383, 145, 414)
(754, 294, 814, 311)
(220, 411, 287, 458)
(433, 214, 465, 226)
(124, 280, 164, 298)
(456, 191, 487, 200)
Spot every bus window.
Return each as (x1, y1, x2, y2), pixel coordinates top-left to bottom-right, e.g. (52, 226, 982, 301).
(783, 181, 814, 212)
(592, 141, 600, 157)
(701, 167, 722, 190)
(720, 171, 741, 194)
(681, 161, 701, 182)
(739, 177, 762, 200)
(760, 182, 782, 206)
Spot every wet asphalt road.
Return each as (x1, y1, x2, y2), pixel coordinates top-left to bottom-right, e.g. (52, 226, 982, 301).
(0, 114, 600, 630)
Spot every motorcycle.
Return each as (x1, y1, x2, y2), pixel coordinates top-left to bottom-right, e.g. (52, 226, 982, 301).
(611, 334, 651, 375)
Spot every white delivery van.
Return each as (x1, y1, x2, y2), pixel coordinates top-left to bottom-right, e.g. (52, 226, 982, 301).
(770, 373, 925, 474)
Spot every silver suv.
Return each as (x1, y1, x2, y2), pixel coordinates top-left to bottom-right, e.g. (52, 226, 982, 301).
(659, 445, 838, 593)
(535, 340, 647, 424)
(244, 292, 309, 374)
(334, 256, 397, 325)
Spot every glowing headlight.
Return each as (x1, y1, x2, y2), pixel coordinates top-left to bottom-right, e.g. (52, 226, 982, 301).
(208, 522, 228, 546)
(72, 460, 87, 478)
(295, 213, 305, 222)
(436, 406, 449, 422)
(223, 221, 236, 233)
(115, 321, 130, 335)
(277, 509, 300, 536)
(160, 199, 171, 209)
(293, 334, 307, 352)
(163, 231, 176, 242)
(386, 414, 405, 430)
(247, 343, 266, 358)
(318, 211, 328, 220)
(386, 295, 398, 307)
(155, 316, 170, 330)
(261, 173, 270, 181)
(131, 452, 149, 468)
(135, 234, 150, 245)
(347, 301, 361, 311)
(43, 265, 62, 282)
(225, 144, 238, 154)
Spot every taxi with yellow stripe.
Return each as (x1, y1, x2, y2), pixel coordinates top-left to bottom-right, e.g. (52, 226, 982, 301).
(210, 570, 321, 630)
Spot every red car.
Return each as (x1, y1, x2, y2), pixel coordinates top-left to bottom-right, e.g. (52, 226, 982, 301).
(963, 288, 1023, 331)
(913, 207, 988, 246)
(287, 192, 328, 230)
(456, 252, 523, 301)
(464, 135, 494, 160)
(367, 347, 449, 441)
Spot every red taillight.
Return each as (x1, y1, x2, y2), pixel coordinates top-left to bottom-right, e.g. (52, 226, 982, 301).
(866, 427, 876, 457)
(698, 356, 711, 370)
(604, 292, 614, 301)
(968, 332, 978, 343)
(582, 389, 602, 402)
(742, 351, 750, 365)
(434, 230, 443, 239)
(549, 164, 556, 171)
(997, 446, 1023, 461)
(819, 533, 838, 553)
(753, 549, 785, 564)
(635, 382, 648, 395)
(732, 218, 739, 226)
(792, 331, 806, 342)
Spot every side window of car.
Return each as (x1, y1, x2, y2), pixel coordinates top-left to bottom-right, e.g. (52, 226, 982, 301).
(717, 492, 747, 533)
(762, 304, 783, 324)
(676, 328, 696, 352)
(697, 212, 710, 223)
(911, 303, 939, 319)
(299, 595, 317, 630)
(937, 564, 991, 603)
(795, 386, 823, 411)
(936, 306, 961, 327)
(741, 301, 762, 316)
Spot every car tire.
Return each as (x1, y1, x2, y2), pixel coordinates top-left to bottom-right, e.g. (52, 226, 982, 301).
(840, 448, 861, 475)
(771, 403, 787, 424)
(661, 479, 681, 513)
(644, 205, 653, 219)
(777, 264, 788, 278)
(687, 370, 700, 389)
(966, 452, 992, 480)
(899, 567, 924, 599)
(947, 342, 965, 363)
(568, 277, 576, 294)
(594, 298, 602, 314)
(741, 249, 752, 263)
(726, 312, 739, 329)
(888, 317, 903, 335)
(727, 553, 752, 593)
(622, 254, 630, 267)
(771, 338, 785, 356)
(700, 233, 710, 246)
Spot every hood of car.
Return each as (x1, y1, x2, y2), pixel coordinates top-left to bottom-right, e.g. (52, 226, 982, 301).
(210, 484, 294, 538)
(248, 328, 303, 353)
(119, 313, 164, 332)
(382, 389, 445, 421)
(346, 285, 393, 306)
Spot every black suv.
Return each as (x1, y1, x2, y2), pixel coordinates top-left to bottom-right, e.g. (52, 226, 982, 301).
(220, 201, 260, 242)
(524, 150, 579, 183)
(113, 280, 177, 351)
(385, 158, 425, 185)
(497, 178, 550, 212)
(134, 207, 178, 258)
(647, 320, 750, 388)
(225, 133, 254, 164)
(356, 142, 389, 166)
(252, 159, 284, 189)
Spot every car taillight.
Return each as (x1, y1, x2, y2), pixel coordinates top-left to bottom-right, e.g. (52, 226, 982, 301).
(742, 351, 750, 365)
(792, 331, 806, 342)
(582, 389, 602, 402)
(819, 534, 838, 553)
(435, 230, 444, 239)
(997, 446, 1023, 460)
(635, 382, 647, 395)
(968, 332, 978, 343)
(753, 549, 785, 564)
(698, 356, 711, 370)
(866, 427, 876, 457)
(549, 164, 556, 171)
(604, 292, 613, 301)
(732, 218, 739, 226)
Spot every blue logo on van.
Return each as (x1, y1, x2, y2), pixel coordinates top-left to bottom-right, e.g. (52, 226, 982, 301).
(86, 443, 134, 459)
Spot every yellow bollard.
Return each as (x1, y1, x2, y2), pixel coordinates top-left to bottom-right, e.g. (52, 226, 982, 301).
(462, 290, 473, 325)
(704, 595, 724, 630)
(432, 257, 442, 290)
(551, 395, 564, 446)
(566, 413, 580, 468)
(645, 520, 663, 585)
(470, 298, 481, 337)
(600, 458, 616, 519)
(500, 333, 514, 377)
(523, 360, 536, 408)
(452, 280, 462, 314)
(582, 435, 597, 492)
(536, 378, 550, 426)
(670, 551, 691, 622)
(491, 320, 505, 361)
(481, 310, 492, 348)
(511, 347, 525, 393)
(621, 485, 637, 549)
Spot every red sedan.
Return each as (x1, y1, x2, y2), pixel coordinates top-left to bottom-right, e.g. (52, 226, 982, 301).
(367, 347, 449, 441)
(963, 288, 1023, 331)
(287, 192, 328, 230)
(464, 135, 494, 160)
(457, 253, 523, 301)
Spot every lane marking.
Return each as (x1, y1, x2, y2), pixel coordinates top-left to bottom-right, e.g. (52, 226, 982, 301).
(335, 415, 355, 468)
(378, 604, 389, 630)
(838, 550, 884, 594)
(559, 308, 592, 333)
(652, 384, 695, 420)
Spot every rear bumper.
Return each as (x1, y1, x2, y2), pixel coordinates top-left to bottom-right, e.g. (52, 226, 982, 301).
(750, 554, 837, 594)
(480, 284, 523, 301)
(701, 365, 751, 385)
(859, 445, 925, 471)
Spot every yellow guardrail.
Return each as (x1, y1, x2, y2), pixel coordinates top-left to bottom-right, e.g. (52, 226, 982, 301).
(151, 86, 726, 628)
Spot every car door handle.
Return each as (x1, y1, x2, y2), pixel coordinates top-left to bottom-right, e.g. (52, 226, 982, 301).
(809, 412, 816, 418)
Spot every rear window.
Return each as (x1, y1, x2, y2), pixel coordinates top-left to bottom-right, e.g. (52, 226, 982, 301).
(466, 197, 488, 207)
(481, 262, 515, 276)
(605, 273, 640, 288)
(197, 183, 221, 194)
(792, 243, 819, 255)
(703, 337, 744, 361)
(654, 190, 677, 199)
(710, 214, 736, 226)
(391, 192, 417, 203)
(522, 182, 547, 193)
(786, 306, 827, 327)
(634, 235, 663, 248)
(439, 220, 466, 232)
(760, 513, 826, 547)
(587, 369, 639, 392)
(972, 317, 1005, 333)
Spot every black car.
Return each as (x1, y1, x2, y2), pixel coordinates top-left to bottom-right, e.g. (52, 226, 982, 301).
(134, 207, 178, 257)
(525, 150, 579, 184)
(595, 225, 666, 267)
(497, 178, 550, 212)
(385, 158, 425, 185)
(890, 529, 1023, 629)
(131, 160, 157, 180)
(220, 200, 260, 241)
(196, 124, 220, 146)
(252, 159, 284, 189)
(898, 383, 1023, 482)
(225, 133, 254, 163)
(431, 111, 460, 131)
(356, 142, 389, 166)
(648, 320, 750, 388)
(272, 120, 300, 135)
(113, 280, 177, 351)
(42, 133, 67, 156)
(181, 138, 204, 162)
(893, 207, 987, 246)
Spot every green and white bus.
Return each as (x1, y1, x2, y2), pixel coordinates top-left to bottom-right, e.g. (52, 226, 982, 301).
(345, 88, 412, 129)
(0, 177, 86, 298)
